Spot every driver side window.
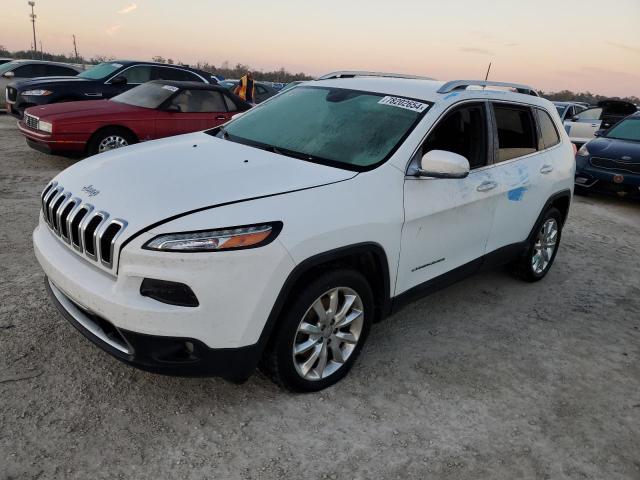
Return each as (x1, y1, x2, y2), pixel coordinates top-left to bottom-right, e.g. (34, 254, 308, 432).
(421, 103, 488, 169)
(120, 65, 152, 84)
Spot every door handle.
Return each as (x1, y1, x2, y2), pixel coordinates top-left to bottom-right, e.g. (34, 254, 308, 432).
(215, 115, 226, 120)
(590, 123, 598, 127)
(540, 164, 554, 174)
(476, 181, 498, 192)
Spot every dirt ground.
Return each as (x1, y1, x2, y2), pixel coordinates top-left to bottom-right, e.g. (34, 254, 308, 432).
(0, 113, 639, 480)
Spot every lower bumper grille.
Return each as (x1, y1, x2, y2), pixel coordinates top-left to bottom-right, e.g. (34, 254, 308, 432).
(590, 157, 640, 175)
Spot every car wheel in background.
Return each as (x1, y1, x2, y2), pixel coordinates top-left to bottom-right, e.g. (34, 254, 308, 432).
(512, 207, 563, 282)
(87, 127, 136, 156)
(261, 269, 374, 392)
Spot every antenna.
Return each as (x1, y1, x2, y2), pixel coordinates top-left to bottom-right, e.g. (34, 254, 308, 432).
(484, 62, 492, 81)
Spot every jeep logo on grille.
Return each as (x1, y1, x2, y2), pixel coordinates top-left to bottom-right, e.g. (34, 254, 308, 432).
(81, 185, 100, 197)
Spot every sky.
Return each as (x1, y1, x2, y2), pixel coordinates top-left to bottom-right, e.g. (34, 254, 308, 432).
(2, 0, 639, 97)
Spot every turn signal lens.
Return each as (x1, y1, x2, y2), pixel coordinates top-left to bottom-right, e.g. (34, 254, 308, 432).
(22, 89, 52, 96)
(143, 223, 282, 252)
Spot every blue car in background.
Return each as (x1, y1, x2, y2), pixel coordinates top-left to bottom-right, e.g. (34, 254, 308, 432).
(575, 112, 640, 198)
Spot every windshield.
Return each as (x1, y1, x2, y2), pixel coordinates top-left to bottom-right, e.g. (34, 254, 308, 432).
(78, 62, 124, 80)
(555, 105, 567, 116)
(111, 83, 178, 109)
(215, 86, 429, 170)
(605, 118, 640, 142)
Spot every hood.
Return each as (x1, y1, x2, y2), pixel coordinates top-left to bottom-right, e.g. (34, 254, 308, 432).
(585, 137, 640, 162)
(26, 99, 141, 122)
(51, 132, 357, 239)
(13, 76, 91, 90)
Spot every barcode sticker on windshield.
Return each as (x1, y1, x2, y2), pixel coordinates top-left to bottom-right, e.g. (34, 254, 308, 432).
(378, 96, 428, 113)
(111, 63, 123, 68)
(162, 85, 179, 92)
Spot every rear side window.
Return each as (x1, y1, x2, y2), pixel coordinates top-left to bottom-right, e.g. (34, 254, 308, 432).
(153, 67, 203, 82)
(13, 64, 45, 78)
(422, 103, 488, 169)
(535, 109, 560, 149)
(493, 104, 537, 162)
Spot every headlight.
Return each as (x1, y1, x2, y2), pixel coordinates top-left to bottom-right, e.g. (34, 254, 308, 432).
(38, 121, 53, 133)
(143, 222, 282, 252)
(577, 144, 590, 157)
(22, 89, 53, 96)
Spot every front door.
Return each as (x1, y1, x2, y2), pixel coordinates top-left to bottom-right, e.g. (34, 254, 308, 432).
(396, 102, 500, 295)
(564, 107, 602, 144)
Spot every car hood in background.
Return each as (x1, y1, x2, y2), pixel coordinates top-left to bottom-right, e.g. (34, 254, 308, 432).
(26, 100, 145, 122)
(50, 132, 357, 239)
(11, 76, 92, 90)
(586, 137, 640, 162)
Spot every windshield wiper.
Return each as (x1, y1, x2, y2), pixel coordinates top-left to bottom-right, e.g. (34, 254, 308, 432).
(269, 145, 318, 162)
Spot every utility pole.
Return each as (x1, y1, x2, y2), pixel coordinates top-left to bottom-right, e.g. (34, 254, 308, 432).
(72, 35, 79, 63)
(39, 40, 43, 59)
(28, 1, 37, 60)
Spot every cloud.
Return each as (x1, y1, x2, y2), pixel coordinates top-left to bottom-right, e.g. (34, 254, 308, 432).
(607, 42, 640, 54)
(460, 47, 493, 55)
(106, 24, 122, 36)
(118, 3, 137, 14)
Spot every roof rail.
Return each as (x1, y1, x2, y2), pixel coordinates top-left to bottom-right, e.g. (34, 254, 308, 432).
(437, 80, 539, 97)
(318, 71, 435, 81)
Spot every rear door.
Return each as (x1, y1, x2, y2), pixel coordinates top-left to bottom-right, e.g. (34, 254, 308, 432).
(396, 102, 499, 294)
(484, 103, 553, 253)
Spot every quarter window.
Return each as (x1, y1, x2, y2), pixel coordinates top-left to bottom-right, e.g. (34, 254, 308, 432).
(492, 104, 537, 162)
(422, 103, 488, 169)
(535, 109, 560, 149)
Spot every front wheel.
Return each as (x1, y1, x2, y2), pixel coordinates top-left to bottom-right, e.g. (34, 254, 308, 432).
(261, 269, 374, 392)
(87, 127, 136, 156)
(512, 207, 563, 282)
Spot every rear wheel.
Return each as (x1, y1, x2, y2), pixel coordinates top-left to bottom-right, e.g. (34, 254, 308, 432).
(261, 269, 373, 392)
(87, 127, 136, 156)
(512, 207, 562, 282)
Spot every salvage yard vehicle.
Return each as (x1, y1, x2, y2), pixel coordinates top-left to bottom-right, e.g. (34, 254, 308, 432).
(564, 99, 637, 146)
(6, 60, 218, 118)
(553, 101, 587, 122)
(1, 60, 82, 110)
(575, 112, 640, 198)
(18, 80, 251, 156)
(34, 72, 575, 391)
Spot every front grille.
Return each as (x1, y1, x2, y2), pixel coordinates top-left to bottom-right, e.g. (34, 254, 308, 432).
(41, 181, 128, 270)
(590, 157, 640, 175)
(24, 113, 39, 130)
(6, 86, 17, 102)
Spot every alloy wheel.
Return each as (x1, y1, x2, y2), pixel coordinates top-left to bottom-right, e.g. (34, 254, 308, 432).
(98, 135, 129, 153)
(531, 218, 558, 275)
(292, 287, 364, 381)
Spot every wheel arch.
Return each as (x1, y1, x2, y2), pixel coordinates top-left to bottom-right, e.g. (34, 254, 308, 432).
(255, 242, 391, 358)
(86, 125, 139, 154)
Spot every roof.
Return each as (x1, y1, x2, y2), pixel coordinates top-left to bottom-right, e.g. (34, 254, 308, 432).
(3, 59, 79, 67)
(305, 76, 550, 108)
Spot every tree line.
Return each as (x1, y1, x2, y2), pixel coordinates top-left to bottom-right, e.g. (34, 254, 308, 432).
(1, 46, 637, 98)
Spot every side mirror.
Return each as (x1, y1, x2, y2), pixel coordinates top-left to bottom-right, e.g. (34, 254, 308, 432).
(3, 71, 15, 78)
(110, 76, 127, 86)
(165, 105, 182, 113)
(571, 116, 579, 122)
(419, 150, 470, 179)
(594, 129, 605, 137)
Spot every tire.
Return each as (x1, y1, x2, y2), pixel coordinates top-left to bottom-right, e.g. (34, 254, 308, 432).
(261, 269, 374, 392)
(87, 127, 136, 156)
(512, 207, 563, 282)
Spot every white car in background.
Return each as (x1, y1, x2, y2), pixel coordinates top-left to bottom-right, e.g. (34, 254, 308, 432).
(553, 101, 587, 122)
(34, 72, 575, 391)
(563, 99, 637, 146)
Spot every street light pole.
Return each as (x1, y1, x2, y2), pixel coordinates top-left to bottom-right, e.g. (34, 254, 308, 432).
(28, 1, 37, 60)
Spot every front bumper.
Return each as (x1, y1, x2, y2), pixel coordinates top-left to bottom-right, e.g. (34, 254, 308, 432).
(45, 277, 261, 380)
(575, 156, 640, 197)
(18, 121, 86, 154)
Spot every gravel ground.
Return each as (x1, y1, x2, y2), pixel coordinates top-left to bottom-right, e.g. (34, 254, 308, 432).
(1, 113, 639, 480)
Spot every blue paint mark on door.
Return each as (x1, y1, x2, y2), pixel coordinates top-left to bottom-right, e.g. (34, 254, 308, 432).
(508, 186, 527, 201)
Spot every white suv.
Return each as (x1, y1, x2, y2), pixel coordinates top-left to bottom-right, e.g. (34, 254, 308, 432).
(34, 72, 575, 391)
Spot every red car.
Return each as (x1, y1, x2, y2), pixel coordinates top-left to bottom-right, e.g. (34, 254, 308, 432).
(18, 80, 251, 156)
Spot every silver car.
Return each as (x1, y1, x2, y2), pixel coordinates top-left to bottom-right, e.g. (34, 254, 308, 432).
(0, 60, 82, 109)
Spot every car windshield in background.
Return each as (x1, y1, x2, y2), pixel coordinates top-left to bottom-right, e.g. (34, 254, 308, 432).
(111, 83, 177, 109)
(216, 86, 429, 170)
(556, 105, 567, 116)
(77, 62, 123, 80)
(605, 118, 640, 142)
